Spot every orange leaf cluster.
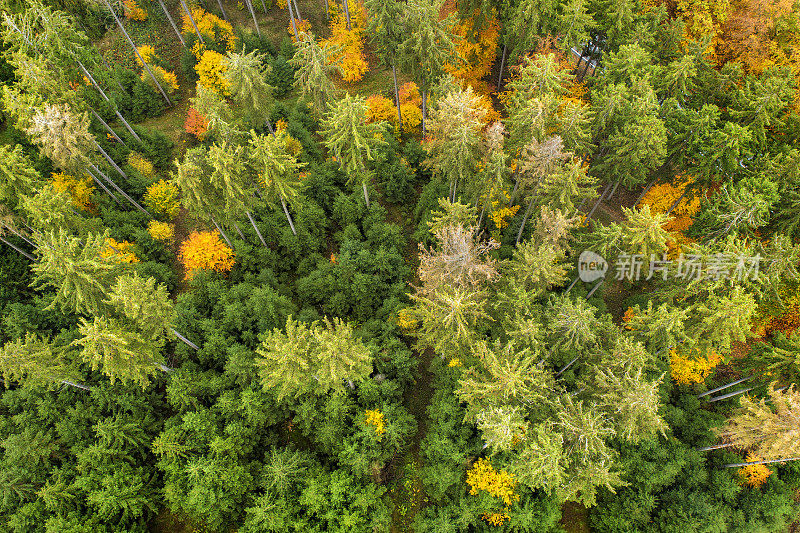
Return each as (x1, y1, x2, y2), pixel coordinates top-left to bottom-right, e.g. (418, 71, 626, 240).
(287, 19, 312, 42)
(639, 176, 702, 257)
(185, 107, 209, 140)
(123, 0, 148, 21)
(445, 8, 500, 90)
(322, 0, 369, 82)
(739, 453, 772, 487)
(178, 230, 235, 280)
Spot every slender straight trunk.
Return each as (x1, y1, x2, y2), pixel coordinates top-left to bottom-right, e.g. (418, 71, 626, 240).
(664, 183, 692, 216)
(497, 42, 507, 89)
(246, 211, 267, 246)
(261, 0, 269, 14)
(342, 0, 351, 30)
(708, 387, 754, 403)
(2, 224, 35, 248)
(564, 275, 580, 294)
(392, 64, 403, 133)
(89, 163, 152, 216)
(102, 0, 172, 106)
(421, 90, 427, 136)
(697, 376, 754, 398)
(211, 216, 235, 249)
(86, 166, 121, 204)
(634, 178, 657, 206)
(215, 0, 229, 20)
(280, 197, 297, 235)
(265, 118, 275, 135)
(606, 179, 620, 200)
(0, 236, 35, 261)
(579, 50, 594, 82)
(582, 182, 612, 225)
(724, 457, 800, 468)
(324, 0, 329, 19)
(586, 279, 603, 298)
(450, 176, 459, 202)
(477, 202, 487, 229)
(99, 54, 127, 91)
(76, 62, 142, 142)
(89, 108, 125, 146)
(508, 172, 519, 207)
(362, 180, 371, 208)
(180, 0, 205, 43)
(115, 110, 143, 143)
(287, 0, 299, 41)
(292, 0, 302, 22)
(244, 0, 261, 36)
(233, 221, 246, 240)
(171, 328, 200, 350)
(156, 362, 175, 372)
(91, 139, 128, 179)
(556, 355, 580, 377)
(697, 442, 736, 452)
(515, 197, 535, 245)
(156, 0, 185, 45)
(61, 380, 93, 391)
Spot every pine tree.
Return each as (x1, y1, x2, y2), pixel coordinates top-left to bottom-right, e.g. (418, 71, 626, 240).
(223, 49, 276, 129)
(365, 0, 406, 130)
(256, 316, 373, 400)
(290, 32, 342, 115)
(0, 333, 82, 389)
(25, 103, 94, 171)
(0, 145, 43, 210)
(320, 93, 387, 208)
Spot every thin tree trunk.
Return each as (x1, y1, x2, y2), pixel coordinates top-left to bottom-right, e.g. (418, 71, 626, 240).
(280, 197, 297, 235)
(115, 110, 143, 143)
(392, 63, 403, 133)
(606, 179, 621, 201)
(102, 0, 173, 106)
(171, 328, 200, 350)
(362, 180, 371, 208)
(215, 0, 229, 21)
(89, 108, 125, 146)
(724, 457, 800, 468)
(2, 224, 35, 248)
(265, 118, 275, 135)
(61, 380, 93, 391)
(508, 172, 519, 207)
(98, 54, 126, 92)
(665, 183, 692, 216)
(697, 376, 754, 398)
(497, 42, 507, 89)
(261, 0, 269, 15)
(477, 202, 487, 229)
(287, 0, 299, 41)
(246, 211, 267, 246)
(634, 177, 657, 206)
(157, 363, 174, 372)
(233, 221, 246, 240)
(421, 90, 427, 136)
(292, 0, 302, 22)
(708, 387, 754, 403)
(75, 62, 142, 142)
(180, 0, 205, 43)
(156, 0, 185, 45)
(564, 275, 580, 294)
(515, 197, 535, 245)
(324, 0, 329, 19)
(211, 216, 235, 249)
(586, 279, 603, 298)
(86, 166, 121, 204)
(342, 0, 351, 30)
(582, 182, 612, 225)
(556, 355, 580, 377)
(697, 442, 737, 452)
(91, 139, 128, 179)
(244, 0, 261, 36)
(89, 163, 152, 216)
(0, 236, 35, 261)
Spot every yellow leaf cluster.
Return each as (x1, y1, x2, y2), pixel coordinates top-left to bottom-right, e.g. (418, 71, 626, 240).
(739, 453, 772, 487)
(365, 95, 397, 123)
(482, 510, 510, 527)
(322, 0, 368, 82)
(127, 152, 156, 180)
(448, 358, 462, 367)
(397, 307, 418, 331)
(466, 457, 519, 507)
(195, 49, 230, 96)
(446, 8, 500, 90)
(182, 7, 236, 51)
(144, 180, 181, 220)
(124, 0, 148, 21)
(669, 348, 723, 385)
(136, 45, 156, 66)
(364, 409, 386, 439)
(490, 205, 520, 231)
(142, 65, 179, 93)
(275, 120, 303, 156)
(178, 230, 235, 280)
(51, 172, 95, 213)
(287, 19, 312, 42)
(639, 176, 701, 256)
(147, 220, 175, 243)
(102, 237, 140, 264)
(622, 307, 635, 329)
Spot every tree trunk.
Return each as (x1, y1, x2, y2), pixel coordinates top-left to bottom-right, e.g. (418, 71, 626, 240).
(99, 54, 127, 92)
(421, 90, 427, 136)
(114, 109, 144, 143)
(156, 0, 186, 45)
(477, 201, 486, 229)
(564, 275, 580, 294)
(61, 380, 93, 391)
(212, 216, 235, 249)
(171, 327, 200, 350)
(89, 108, 125, 146)
(497, 42, 507, 89)
(582, 182, 612, 225)
(342, 0, 351, 30)
(246, 211, 267, 246)
(665, 183, 692, 216)
(280, 197, 297, 235)
(244, 0, 261, 36)
(86, 166, 121, 204)
(515, 196, 535, 245)
(0, 236, 35, 261)
(361, 179, 371, 208)
(555, 355, 580, 377)
(101, 0, 172, 106)
(324, 0, 329, 19)
(89, 163, 152, 216)
(287, 0, 299, 41)
(697, 376, 754, 398)
(724, 457, 800, 468)
(261, 0, 269, 15)
(91, 139, 128, 179)
(707, 387, 754, 403)
(292, 0, 302, 22)
(633, 177, 657, 206)
(215, 0, 229, 21)
(392, 63, 403, 133)
(233, 221, 246, 241)
(2, 224, 35, 248)
(180, 0, 205, 43)
(76, 61, 142, 143)
(508, 172, 519, 207)
(606, 179, 620, 200)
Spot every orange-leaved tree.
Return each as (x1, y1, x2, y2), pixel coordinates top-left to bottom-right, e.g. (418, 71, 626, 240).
(322, 0, 368, 82)
(178, 230, 235, 280)
(185, 107, 209, 140)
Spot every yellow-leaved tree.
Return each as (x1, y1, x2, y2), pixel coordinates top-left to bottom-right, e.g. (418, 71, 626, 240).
(144, 180, 181, 220)
(178, 230, 235, 279)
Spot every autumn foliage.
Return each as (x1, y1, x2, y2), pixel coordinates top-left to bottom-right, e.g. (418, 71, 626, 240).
(322, 0, 369, 82)
(639, 177, 702, 256)
(739, 453, 772, 487)
(466, 457, 519, 526)
(51, 172, 95, 213)
(101, 237, 139, 264)
(144, 180, 181, 220)
(123, 0, 148, 21)
(195, 49, 230, 96)
(181, 7, 236, 51)
(184, 107, 209, 140)
(669, 347, 723, 385)
(446, 8, 500, 91)
(178, 230, 235, 280)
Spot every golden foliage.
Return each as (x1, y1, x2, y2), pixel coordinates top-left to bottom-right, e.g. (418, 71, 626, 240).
(669, 347, 723, 384)
(184, 107, 209, 140)
(739, 453, 772, 487)
(448, 358, 462, 367)
(135, 46, 179, 93)
(182, 7, 236, 51)
(482, 510, 511, 527)
(51, 172, 95, 212)
(178, 230, 235, 280)
(124, 0, 148, 21)
(446, 8, 500, 90)
(364, 409, 386, 439)
(322, 0, 369, 82)
(127, 152, 155, 180)
(397, 307, 418, 331)
(147, 220, 175, 243)
(136, 45, 156, 66)
(622, 307, 635, 329)
(639, 176, 701, 257)
(195, 49, 230, 96)
(466, 457, 519, 506)
(287, 19, 312, 42)
(365, 94, 397, 123)
(144, 180, 181, 220)
(101, 237, 139, 264)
